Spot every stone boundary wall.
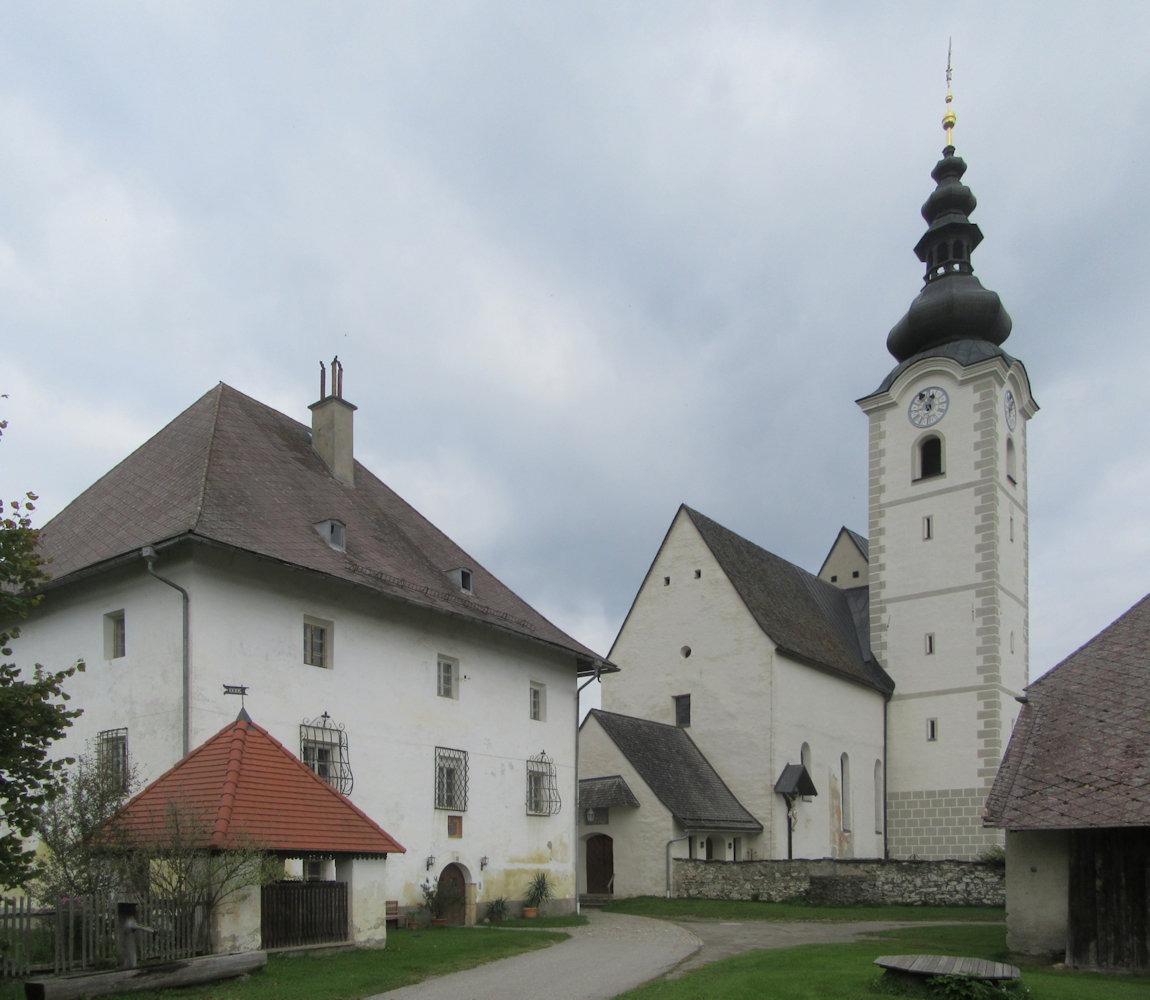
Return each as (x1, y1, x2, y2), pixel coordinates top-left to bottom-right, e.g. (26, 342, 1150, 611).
(673, 858, 1004, 907)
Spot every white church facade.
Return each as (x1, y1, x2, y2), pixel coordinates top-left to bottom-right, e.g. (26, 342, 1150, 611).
(579, 120, 1036, 893)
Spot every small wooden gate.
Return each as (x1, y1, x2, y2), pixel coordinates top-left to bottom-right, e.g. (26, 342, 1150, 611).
(261, 881, 348, 949)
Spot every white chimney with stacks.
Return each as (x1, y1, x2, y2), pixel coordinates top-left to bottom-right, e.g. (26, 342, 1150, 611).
(309, 357, 357, 485)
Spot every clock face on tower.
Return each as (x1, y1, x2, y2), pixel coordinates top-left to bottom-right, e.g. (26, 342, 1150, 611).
(1004, 389, 1018, 431)
(907, 386, 950, 428)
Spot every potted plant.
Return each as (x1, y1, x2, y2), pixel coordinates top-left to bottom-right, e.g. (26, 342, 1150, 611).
(486, 896, 508, 923)
(522, 871, 551, 918)
(421, 878, 462, 927)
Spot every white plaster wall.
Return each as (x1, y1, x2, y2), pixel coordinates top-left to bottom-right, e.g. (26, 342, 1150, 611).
(213, 882, 261, 954)
(603, 510, 775, 856)
(886, 690, 981, 790)
(771, 655, 885, 859)
(15, 545, 581, 919)
(578, 716, 679, 897)
(1005, 829, 1068, 958)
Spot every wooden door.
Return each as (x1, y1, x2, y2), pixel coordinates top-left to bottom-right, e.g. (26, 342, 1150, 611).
(438, 864, 467, 925)
(586, 834, 614, 894)
(1068, 828, 1149, 970)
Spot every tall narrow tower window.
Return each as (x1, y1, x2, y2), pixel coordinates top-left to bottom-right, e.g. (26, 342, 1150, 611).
(918, 436, 943, 479)
(1006, 437, 1017, 484)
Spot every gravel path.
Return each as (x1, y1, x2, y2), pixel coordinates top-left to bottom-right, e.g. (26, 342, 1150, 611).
(365, 911, 700, 1000)
(365, 912, 1004, 999)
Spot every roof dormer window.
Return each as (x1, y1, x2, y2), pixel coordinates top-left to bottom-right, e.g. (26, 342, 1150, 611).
(448, 567, 474, 593)
(314, 519, 346, 552)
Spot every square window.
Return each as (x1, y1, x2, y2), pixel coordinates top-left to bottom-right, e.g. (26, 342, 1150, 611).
(104, 611, 126, 660)
(303, 616, 333, 668)
(447, 815, 463, 838)
(674, 694, 691, 727)
(529, 682, 546, 721)
(302, 742, 333, 779)
(437, 657, 458, 699)
(435, 747, 468, 811)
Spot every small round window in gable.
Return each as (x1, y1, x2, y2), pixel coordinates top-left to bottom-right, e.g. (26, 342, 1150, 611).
(680, 646, 692, 658)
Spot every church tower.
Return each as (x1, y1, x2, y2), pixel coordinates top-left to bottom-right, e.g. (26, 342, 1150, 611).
(857, 76, 1037, 859)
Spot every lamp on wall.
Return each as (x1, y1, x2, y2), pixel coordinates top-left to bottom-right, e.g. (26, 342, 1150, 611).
(480, 856, 489, 870)
(585, 807, 596, 823)
(425, 855, 436, 870)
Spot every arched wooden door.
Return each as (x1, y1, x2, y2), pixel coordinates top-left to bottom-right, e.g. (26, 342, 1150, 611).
(438, 864, 467, 925)
(586, 834, 614, 894)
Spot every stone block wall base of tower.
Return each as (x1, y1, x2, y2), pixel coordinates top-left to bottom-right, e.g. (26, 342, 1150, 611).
(887, 788, 1004, 859)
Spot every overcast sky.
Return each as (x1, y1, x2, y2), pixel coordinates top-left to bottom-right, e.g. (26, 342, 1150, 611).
(2, 3, 1147, 701)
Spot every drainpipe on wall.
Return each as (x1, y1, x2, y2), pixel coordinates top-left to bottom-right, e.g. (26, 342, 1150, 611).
(665, 836, 689, 899)
(573, 663, 603, 915)
(141, 546, 191, 757)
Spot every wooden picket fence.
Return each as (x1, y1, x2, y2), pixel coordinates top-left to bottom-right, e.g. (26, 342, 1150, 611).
(0, 895, 207, 978)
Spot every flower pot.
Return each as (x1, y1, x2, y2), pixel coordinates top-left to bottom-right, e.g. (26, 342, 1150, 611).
(522, 906, 538, 918)
(431, 918, 447, 927)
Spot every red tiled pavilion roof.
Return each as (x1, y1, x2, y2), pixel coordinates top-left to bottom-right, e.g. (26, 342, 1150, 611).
(109, 717, 405, 857)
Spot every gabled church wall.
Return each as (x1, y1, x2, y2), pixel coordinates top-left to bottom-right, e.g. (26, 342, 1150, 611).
(604, 511, 775, 855)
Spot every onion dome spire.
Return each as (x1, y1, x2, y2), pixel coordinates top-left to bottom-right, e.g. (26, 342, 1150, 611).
(886, 47, 1011, 362)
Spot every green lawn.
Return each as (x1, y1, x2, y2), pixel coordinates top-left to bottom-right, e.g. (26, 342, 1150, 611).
(613, 921, 1150, 1000)
(0, 926, 569, 1000)
(603, 896, 1006, 923)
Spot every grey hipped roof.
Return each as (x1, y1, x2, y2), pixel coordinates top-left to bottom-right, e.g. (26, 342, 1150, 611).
(586, 709, 762, 833)
(36, 383, 603, 666)
(682, 508, 893, 694)
(985, 593, 1150, 831)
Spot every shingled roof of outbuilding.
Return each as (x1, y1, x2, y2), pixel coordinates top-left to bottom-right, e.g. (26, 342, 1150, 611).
(36, 383, 601, 665)
(985, 593, 1150, 831)
(107, 716, 405, 856)
(682, 507, 893, 694)
(585, 709, 762, 833)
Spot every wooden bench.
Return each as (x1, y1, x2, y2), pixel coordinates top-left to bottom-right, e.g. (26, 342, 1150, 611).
(874, 954, 1021, 987)
(385, 900, 406, 929)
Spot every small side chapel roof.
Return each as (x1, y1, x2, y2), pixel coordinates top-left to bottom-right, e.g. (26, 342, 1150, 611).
(985, 593, 1150, 831)
(36, 383, 603, 668)
(682, 507, 893, 695)
(586, 710, 762, 833)
(107, 717, 405, 857)
(579, 775, 640, 810)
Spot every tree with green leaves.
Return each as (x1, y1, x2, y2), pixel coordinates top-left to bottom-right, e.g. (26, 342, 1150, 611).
(0, 408, 84, 889)
(32, 745, 140, 901)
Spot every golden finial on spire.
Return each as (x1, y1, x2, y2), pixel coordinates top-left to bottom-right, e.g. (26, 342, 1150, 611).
(942, 38, 957, 147)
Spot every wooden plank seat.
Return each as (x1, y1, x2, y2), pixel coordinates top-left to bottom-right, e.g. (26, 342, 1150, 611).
(385, 900, 405, 929)
(874, 954, 1021, 985)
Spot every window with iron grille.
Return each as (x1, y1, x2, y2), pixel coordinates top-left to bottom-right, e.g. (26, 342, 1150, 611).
(435, 747, 468, 811)
(526, 751, 560, 816)
(300, 713, 353, 794)
(97, 728, 129, 792)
